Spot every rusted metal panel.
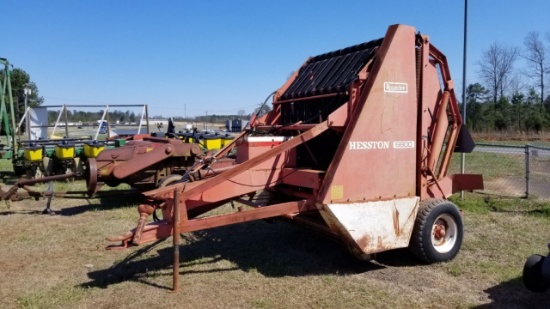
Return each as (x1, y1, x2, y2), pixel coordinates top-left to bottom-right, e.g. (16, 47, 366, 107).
(111, 143, 199, 180)
(183, 168, 286, 209)
(280, 168, 324, 189)
(112, 144, 173, 179)
(318, 25, 419, 204)
(432, 174, 484, 198)
(321, 197, 419, 254)
(417, 46, 443, 199)
(144, 121, 330, 202)
(427, 91, 450, 171)
(236, 136, 297, 169)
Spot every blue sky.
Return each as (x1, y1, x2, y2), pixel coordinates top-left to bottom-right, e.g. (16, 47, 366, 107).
(2, 1, 549, 117)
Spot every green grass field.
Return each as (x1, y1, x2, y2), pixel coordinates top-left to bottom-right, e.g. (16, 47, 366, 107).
(0, 140, 549, 308)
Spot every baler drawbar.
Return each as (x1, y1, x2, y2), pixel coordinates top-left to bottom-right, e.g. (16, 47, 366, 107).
(107, 24, 483, 289)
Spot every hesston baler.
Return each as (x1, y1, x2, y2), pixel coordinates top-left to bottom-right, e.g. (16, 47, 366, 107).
(105, 24, 483, 287)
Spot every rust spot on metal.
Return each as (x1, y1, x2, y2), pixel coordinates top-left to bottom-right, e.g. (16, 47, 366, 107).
(393, 207, 400, 236)
(357, 235, 393, 254)
(356, 235, 371, 250)
(377, 236, 384, 250)
(404, 200, 420, 226)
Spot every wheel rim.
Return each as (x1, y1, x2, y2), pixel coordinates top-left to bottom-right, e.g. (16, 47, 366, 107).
(431, 213, 458, 253)
(86, 158, 98, 195)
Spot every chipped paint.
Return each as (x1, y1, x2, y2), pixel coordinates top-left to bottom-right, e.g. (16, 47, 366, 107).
(321, 197, 419, 254)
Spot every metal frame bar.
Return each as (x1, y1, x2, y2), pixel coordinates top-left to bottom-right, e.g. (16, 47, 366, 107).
(108, 120, 330, 247)
(131, 200, 312, 246)
(145, 120, 330, 201)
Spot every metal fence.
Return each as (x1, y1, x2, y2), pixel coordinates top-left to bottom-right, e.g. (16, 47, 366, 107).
(448, 144, 550, 199)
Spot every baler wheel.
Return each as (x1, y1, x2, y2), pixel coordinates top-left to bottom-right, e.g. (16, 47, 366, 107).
(25, 164, 40, 179)
(153, 174, 188, 222)
(85, 158, 98, 195)
(523, 254, 549, 293)
(158, 174, 186, 188)
(409, 199, 463, 263)
(13, 164, 25, 176)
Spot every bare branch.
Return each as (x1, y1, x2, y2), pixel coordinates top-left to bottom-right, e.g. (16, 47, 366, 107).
(477, 42, 519, 103)
(522, 31, 548, 103)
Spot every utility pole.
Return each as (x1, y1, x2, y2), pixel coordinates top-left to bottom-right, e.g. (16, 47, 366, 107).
(204, 110, 207, 131)
(460, 0, 468, 199)
(23, 86, 32, 140)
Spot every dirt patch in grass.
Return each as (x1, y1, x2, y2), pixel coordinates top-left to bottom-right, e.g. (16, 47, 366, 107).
(483, 177, 526, 198)
(1, 191, 550, 308)
(483, 176, 550, 200)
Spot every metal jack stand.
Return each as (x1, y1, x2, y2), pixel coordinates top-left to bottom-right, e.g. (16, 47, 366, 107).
(172, 188, 180, 292)
(42, 180, 55, 214)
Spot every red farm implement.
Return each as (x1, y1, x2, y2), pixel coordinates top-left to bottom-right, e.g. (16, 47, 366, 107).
(104, 24, 483, 289)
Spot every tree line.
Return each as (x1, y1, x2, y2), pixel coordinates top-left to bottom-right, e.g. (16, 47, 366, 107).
(0, 68, 44, 118)
(465, 30, 550, 133)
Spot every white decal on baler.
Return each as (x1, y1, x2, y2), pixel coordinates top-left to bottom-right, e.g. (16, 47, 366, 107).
(349, 140, 415, 150)
(393, 141, 415, 149)
(384, 82, 408, 93)
(349, 141, 390, 150)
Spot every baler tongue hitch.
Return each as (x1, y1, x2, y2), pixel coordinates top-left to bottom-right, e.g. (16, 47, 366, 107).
(108, 24, 483, 291)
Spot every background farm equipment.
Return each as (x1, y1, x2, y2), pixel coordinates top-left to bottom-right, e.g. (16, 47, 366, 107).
(85, 136, 203, 194)
(104, 24, 483, 290)
(1, 103, 149, 179)
(0, 124, 226, 205)
(0, 58, 17, 162)
(13, 137, 126, 179)
(80, 120, 238, 194)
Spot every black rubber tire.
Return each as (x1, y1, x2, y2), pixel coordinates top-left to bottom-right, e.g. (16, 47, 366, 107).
(13, 164, 25, 176)
(157, 174, 186, 188)
(409, 198, 463, 263)
(523, 254, 549, 293)
(154, 174, 188, 221)
(25, 165, 38, 179)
